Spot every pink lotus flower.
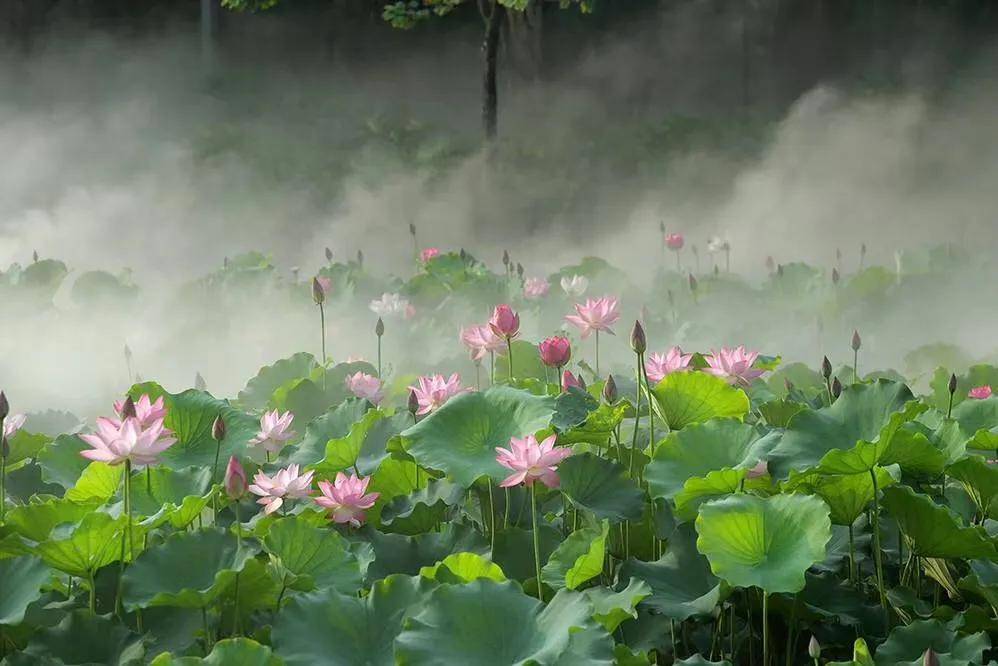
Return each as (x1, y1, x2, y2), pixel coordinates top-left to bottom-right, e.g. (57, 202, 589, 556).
(248, 464, 314, 515)
(969, 385, 993, 400)
(703, 346, 765, 385)
(745, 460, 768, 479)
(315, 472, 380, 526)
(369, 293, 411, 318)
(113, 394, 167, 429)
(224, 456, 248, 500)
(565, 297, 620, 339)
(345, 372, 384, 405)
(250, 410, 296, 455)
(461, 324, 504, 362)
(3, 413, 26, 440)
(523, 278, 550, 300)
(496, 434, 573, 488)
(665, 233, 684, 251)
(420, 247, 440, 263)
(645, 347, 693, 383)
(315, 276, 332, 295)
(561, 370, 584, 392)
(80, 416, 177, 467)
(409, 373, 467, 415)
(539, 336, 572, 368)
(489, 304, 520, 339)
(560, 275, 588, 297)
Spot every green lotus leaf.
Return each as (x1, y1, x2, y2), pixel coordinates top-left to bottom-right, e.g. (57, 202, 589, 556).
(65, 461, 123, 504)
(584, 577, 651, 632)
(150, 638, 282, 666)
(618, 524, 721, 621)
(5, 497, 100, 542)
(675, 657, 732, 666)
(557, 453, 643, 523)
(494, 339, 549, 383)
(37, 434, 91, 489)
(379, 478, 464, 535)
(783, 467, 896, 526)
(121, 528, 257, 610)
(953, 395, 998, 451)
(881, 485, 997, 560)
(695, 493, 831, 593)
(285, 398, 370, 467)
(420, 552, 506, 583)
(34, 511, 124, 578)
(556, 402, 627, 447)
(767, 380, 918, 479)
(551, 388, 600, 432)
(796, 570, 885, 630)
(401, 386, 556, 487)
(311, 409, 384, 477)
(947, 456, 998, 520)
(394, 581, 614, 665)
(650, 372, 750, 430)
(613, 644, 653, 666)
(356, 411, 413, 475)
(758, 399, 806, 428)
(541, 521, 608, 590)
(492, 524, 563, 583)
(673, 470, 751, 521)
(5, 429, 50, 467)
(0, 556, 51, 626)
(261, 516, 367, 595)
(874, 617, 989, 665)
(238, 352, 319, 410)
(127, 466, 213, 528)
(932, 365, 998, 412)
(958, 559, 998, 609)
(23, 409, 82, 438)
(14, 609, 145, 665)
(126, 382, 260, 469)
(365, 523, 489, 582)
(272, 574, 434, 666)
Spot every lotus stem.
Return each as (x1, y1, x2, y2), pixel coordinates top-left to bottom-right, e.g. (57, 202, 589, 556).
(503, 487, 510, 528)
(232, 572, 241, 637)
(848, 523, 856, 584)
(530, 483, 544, 603)
(675, 252, 681, 272)
(869, 468, 888, 613)
(594, 330, 600, 376)
(488, 479, 496, 552)
(476, 363, 482, 391)
(88, 570, 96, 614)
(490, 351, 495, 386)
(506, 336, 514, 381)
(629, 361, 642, 480)
(201, 605, 211, 654)
(319, 303, 327, 378)
(762, 592, 769, 666)
(0, 453, 5, 528)
(115, 459, 133, 617)
(853, 348, 858, 384)
(377, 336, 382, 378)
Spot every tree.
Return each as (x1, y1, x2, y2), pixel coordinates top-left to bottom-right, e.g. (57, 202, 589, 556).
(222, 0, 592, 141)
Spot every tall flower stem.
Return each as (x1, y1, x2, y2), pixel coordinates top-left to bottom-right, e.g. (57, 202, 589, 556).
(233, 500, 242, 636)
(530, 483, 544, 603)
(869, 468, 888, 613)
(503, 487, 510, 528)
(594, 330, 600, 376)
(628, 362, 643, 480)
(0, 414, 6, 525)
(853, 348, 858, 385)
(762, 592, 770, 666)
(116, 459, 133, 617)
(377, 336, 382, 378)
(475, 363, 482, 391)
(88, 570, 97, 613)
(506, 337, 514, 380)
(211, 444, 222, 519)
(319, 303, 327, 383)
(488, 479, 496, 552)
(489, 351, 495, 386)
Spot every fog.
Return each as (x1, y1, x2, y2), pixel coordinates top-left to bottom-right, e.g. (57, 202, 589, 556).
(1, 2, 997, 418)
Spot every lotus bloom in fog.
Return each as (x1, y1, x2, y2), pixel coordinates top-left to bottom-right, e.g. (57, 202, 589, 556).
(489, 304, 520, 339)
(314, 276, 332, 296)
(645, 347, 693, 383)
(420, 247, 440, 262)
(315, 472, 380, 527)
(460, 324, 504, 362)
(345, 372, 384, 404)
(560, 274, 589, 297)
(369, 292, 411, 318)
(248, 464, 314, 515)
(565, 297, 620, 338)
(2, 413, 26, 440)
(561, 369, 584, 392)
(523, 277, 550, 300)
(113, 394, 167, 429)
(539, 336, 571, 369)
(80, 416, 177, 467)
(250, 410, 296, 454)
(495, 434, 573, 488)
(969, 385, 993, 400)
(409, 373, 467, 415)
(704, 346, 765, 385)
(665, 233, 684, 251)
(224, 456, 248, 500)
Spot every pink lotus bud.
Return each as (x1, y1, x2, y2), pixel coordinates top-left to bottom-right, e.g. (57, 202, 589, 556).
(969, 385, 992, 400)
(629, 320, 647, 355)
(312, 277, 325, 305)
(489, 305, 520, 339)
(821, 356, 832, 379)
(851, 330, 862, 351)
(664, 233, 684, 251)
(561, 370, 583, 392)
(224, 456, 247, 500)
(538, 337, 571, 368)
(602, 375, 617, 403)
(420, 247, 440, 262)
(212, 415, 226, 442)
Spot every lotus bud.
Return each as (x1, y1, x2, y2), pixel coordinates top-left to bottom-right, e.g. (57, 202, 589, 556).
(312, 277, 325, 305)
(375, 317, 385, 338)
(516, 262, 524, 279)
(224, 456, 247, 500)
(851, 330, 862, 351)
(409, 223, 416, 237)
(765, 255, 775, 272)
(357, 250, 364, 266)
(922, 648, 939, 666)
(502, 250, 510, 267)
(688, 273, 698, 292)
(459, 248, 467, 261)
(821, 356, 832, 379)
(325, 247, 333, 261)
(808, 636, 821, 659)
(223, 256, 229, 269)
(212, 415, 226, 442)
(777, 264, 784, 277)
(629, 320, 647, 355)
(949, 373, 958, 396)
(832, 376, 842, 399)
(832, 267, 840, 284)
(119, 395, 137, 420)
(602, 375, 617, 404)
(32, 250, 38, 263)
(408, 388, 420, 416)
(195, 372, 207, 391)
(0, 391, 9, 421)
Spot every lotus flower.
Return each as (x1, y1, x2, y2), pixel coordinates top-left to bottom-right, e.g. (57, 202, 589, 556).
(745, 460, 768, 479)
(645, 347, 693, 383)
(249, 410, 296, 454)
(707, 236, 725, 253)
(248, 464, 314, 515)
(665, 233, 684, 251)
(489, 304, 520, 339)
(113, 394, 167, 429)
(224, 456, 248, 500)
(345, 372, 384, 404)
(369, 292, 411, 318)
(539, 336, 571, 368)
(420, 247, 440, 262)
(2, 413, 26, 440)
(565, 297, 620, 339)
(80, 416, 177, 467)
(703, 346, 765, 385)
(969, 385, 993, 400)
(495, 434, 573, 488)
(460, 324, 504, 362)
(561, 370, 584, 392)
(560, 275, 588, 297)
(315, 472, 380, 526)
(409, 373, 467, 415)
(523, 278, 550, 300)
(315, 276, 332, 295)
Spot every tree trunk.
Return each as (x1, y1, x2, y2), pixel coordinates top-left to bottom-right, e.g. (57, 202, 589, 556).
(482, 0, 505, 141)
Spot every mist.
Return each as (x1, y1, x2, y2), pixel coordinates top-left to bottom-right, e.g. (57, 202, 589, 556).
(2, 0, 998, 418)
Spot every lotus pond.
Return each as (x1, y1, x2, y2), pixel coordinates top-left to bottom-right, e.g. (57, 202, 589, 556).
(1, 243, 998, 666)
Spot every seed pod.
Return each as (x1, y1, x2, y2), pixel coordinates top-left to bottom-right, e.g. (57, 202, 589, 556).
(325, 247, 333, 261)
(212, 415, 226, 442)
(375, 317, 385, 337)
(808, 636, 821, 659)
(407, 389, 420, 416)
(832, 376, 842, 399)
(629, 320, 647, 355)
(603, 374, 617, 404)
(0, 391, 9, 420)
(822, 356, 832, 379)
(948, 373, 958, 395)
(312, 277, 325, 305)
(851, 330, 862, 351)
(120, 395, 137, 419)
